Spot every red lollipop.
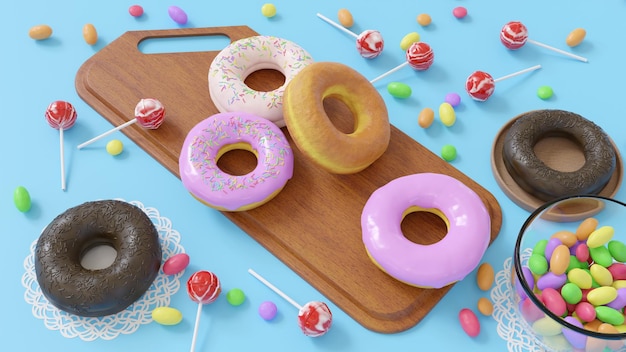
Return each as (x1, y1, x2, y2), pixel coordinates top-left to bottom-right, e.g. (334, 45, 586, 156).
(187, 270, 221, 352)
(77, 98, 165, 149)
(370, 41, 434, 84)
(45, 101, 77, 190)
(500, 21, 588, 62)
(465, 64, 542, 101)
(317, 13, 384, 59)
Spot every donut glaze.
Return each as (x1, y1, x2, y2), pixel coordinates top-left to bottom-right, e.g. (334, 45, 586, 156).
(502, 110, 616, 202)
(361, 173, 491, 288)
(179, 112, 294, 211)
(208, 35, 313, 127)
(35, 200, 162, 317)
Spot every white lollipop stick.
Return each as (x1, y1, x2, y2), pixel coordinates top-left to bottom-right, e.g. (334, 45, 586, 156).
(527, 39, 588, 63)
(190, 302, 202, 352)
(316, 13, 358, 39)
(59, 128, 66, 191)
(77, 119, 137, 149)
(248, 268, 302, 310)
(370, 62, 409, 84)
(493, 64, 542, 83)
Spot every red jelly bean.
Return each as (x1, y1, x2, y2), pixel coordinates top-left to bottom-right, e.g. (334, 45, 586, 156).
(575, 243, 590, 263)
(520, 297, 544, 323)
(162, 253, 190, 275)
(541, 287, 567, 316)
(608, 263, 626, 281)
(574, 301, 596, 322)
(458, 308, 480, 337)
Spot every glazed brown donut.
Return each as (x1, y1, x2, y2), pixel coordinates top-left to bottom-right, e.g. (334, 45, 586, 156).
(35, 200, 162, 317)
(502, 109, 616, 202)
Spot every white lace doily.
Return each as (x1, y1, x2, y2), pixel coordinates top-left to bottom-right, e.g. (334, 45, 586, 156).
(21, 199, 185, 341)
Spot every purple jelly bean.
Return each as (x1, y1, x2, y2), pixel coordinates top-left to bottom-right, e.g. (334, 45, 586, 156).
(168, 6, 188, 25)
(607, 287, 626, 310)
(516, 266, 535, 299)
(537, 272, 567, 290)
(544, 237, 562, 262)
(562, 316, 587, 349)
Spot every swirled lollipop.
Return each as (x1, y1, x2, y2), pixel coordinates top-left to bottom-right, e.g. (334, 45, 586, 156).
(465, 64, 542, 101)
(187, 270, 221, 352)
(501, 21, 587, 62)
(45, 101, 77, 190)
(370, 41, 434, 84)
(316, 13, 384, 59)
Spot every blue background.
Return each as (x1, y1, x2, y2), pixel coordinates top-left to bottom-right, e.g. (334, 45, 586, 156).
(4, 0, 625, 351)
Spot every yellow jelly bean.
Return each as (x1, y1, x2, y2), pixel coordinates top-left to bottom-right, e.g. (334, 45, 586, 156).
(476, 262, 494, 291)
(439, 102, 455, 127)
(587, 286, 618, 306)
(418, 107, 434, 128)
(83, 23, 98, 45)
(550, 230, 577, 247)
(549, 244, 570, 275)
(576, 217, 598, 241)
(566, 28, 586, 47)
(151, 306, 183, 325)
(532, 316, 563, 336)
(590, 264, 613, 287)
(106, 139, 124, 156)
(28, 24, 53, 40)
(568, 268, 592, 289)
(587, 226, 614, 248)
(261, 3, 277, 18)
(400, 32, 421, 51)
(337, 8, 354, 28)
(612, 280, 626, 289)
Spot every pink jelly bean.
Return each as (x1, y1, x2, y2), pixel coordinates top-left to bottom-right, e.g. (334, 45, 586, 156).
(562, 316, 587, 349)
(458, 308, 480, 337)
(162, 253, 190, 275)
(520, 297, 544, 323)
(574, 301, 596, 322)
(608, 263, 626, 280)
(607, 287, 626, 310)
(537, 272, 567, 290)
(544, 237, 562, 261)
(541, 288, 567, 316)
(575, 243, 590, 263)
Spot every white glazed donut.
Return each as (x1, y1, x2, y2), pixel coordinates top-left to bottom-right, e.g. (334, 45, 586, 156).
(208, 35, 314, 127)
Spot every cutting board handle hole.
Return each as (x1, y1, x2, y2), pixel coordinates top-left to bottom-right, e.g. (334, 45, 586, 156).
(323, 97, 355, 134)
(401, 210, 447, 245)
(137, 35, 231, 54)
(534, 136, 584, 172)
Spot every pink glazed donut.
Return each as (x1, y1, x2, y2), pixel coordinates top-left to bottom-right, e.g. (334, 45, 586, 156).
(361, 173, 491, 288)
(179, 112, 294, 211)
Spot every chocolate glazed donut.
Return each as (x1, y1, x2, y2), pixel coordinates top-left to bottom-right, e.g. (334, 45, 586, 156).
(35, 200, 162, 317)
(502, 109, 616, 202)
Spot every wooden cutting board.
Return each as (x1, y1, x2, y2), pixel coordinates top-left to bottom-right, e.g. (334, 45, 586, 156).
(75, 26, 503, 333)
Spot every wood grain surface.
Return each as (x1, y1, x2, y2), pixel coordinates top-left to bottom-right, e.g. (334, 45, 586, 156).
(75, 26, 503, 333)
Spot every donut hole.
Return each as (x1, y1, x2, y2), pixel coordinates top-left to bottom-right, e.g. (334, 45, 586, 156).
(401, 206, 449, 245)
(534, 134, 585, 172)
(244, 69, 286, 92)
(80, 242, 118, 270)
(322, 96, 355, 134)
(216, 142, 258, 176)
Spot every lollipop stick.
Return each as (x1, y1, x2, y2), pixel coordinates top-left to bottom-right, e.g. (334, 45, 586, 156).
(59, 128, 66, 191)
(316, 13, 358, 39)
(248, 268, 303, 310)
(370, 61, 409, 84)
(77, 118, 137, 149)
(526, 39, 588, 63)
(493, 64, 542, 83)
(189, 301, 203, 352)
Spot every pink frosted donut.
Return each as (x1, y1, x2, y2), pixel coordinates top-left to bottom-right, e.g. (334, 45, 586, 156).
(361, 173, 491, 288)
(179, 112, 294, 211)
(208, 35, 313, 128)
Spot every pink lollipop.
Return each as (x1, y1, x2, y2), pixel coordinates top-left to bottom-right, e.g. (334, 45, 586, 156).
(465, 64, 542, 101)
(317, 13, 384, 59)
(248, 268, 332, 337)
(45, 101, 77, 191)
(77, 98, 165, 149)
(187, 270, 221, 352)
(370, 41, 434, 84)
(501, 21, 587, 62)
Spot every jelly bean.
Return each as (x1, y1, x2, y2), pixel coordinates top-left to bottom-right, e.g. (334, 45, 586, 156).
(575, 243, 590, 263)
(261, 3, 277, 18)
(567, 255, 584, 273)
(168, 5, 188, 24)
(589, 246, 613, 267)
(529, 253, 549, 275)
(458, 308, 480, 337)
(550, 244, 570, 275)
(452, 6, 467, 19)
(476, 262, 494, 291)
(83, 23, 98, 45)
(14, 186, 32, 212)
(162, 253, 190, 275)
(561, 282, 583, 304)
(597, 323, 624, 350)
(520, 297, 545, 323)
(537, 85, 554, 100)
(575, 301, 597, 322)
(441, 144, 457, 162)
(438, 102, 456, 127)
(532, 316, 563, 336)
(552, 230, 578, 248)
(259, 301, 277, 320)
(589, 264, 613, 287)
(533, 239, 549, 256)
(337, 8, 354, 28)
(608, 240, 626, 262)
(416, 13, 432, 26)
(417, 107, 434, 128)
(400, 32, 420, 51)
(608, 263, 626, 280)
(613, 280, 626, 289)
(226, 288, 246, 306)
(566, 28, 586, 47)
(151, 306, 183, 325)
(129, 5, 144, 17)
(562, 316, 587, 349)
(587, 286, 617, 306)
(544, 237, 563, 260)
(537, 272, 567, 290)
(607, 287, 626, 310)
(595, 306, 624, 325)
(106, 139, 124, 156)
(584, 319, 603, 332)
(587, 226, 614, 248)
(444, 92, 461, 107)
(568, 268, 593, 289)
(576, 218, 598, 241)
(387, 82, 412, 99)
(542, 287, 567, 316)
(28, 24, 53, 40)
(477, 297, 493, 316)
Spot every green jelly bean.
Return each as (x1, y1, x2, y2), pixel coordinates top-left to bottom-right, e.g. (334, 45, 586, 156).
(568, 268, 592, 289)
(533, 239, 548, 256)
(589, 246, 613, 267)
(561, 282, 583, 304)
(537, 85, 554, 100)
(528, 253, 549, 275)
(595, 306, 625, 326)
(13, 186, 31, 212)
(566, 255, 583, 272)
(387, 82, 412, 99)
(441, 144, 457, 162)
(608, 240, 626, 262)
